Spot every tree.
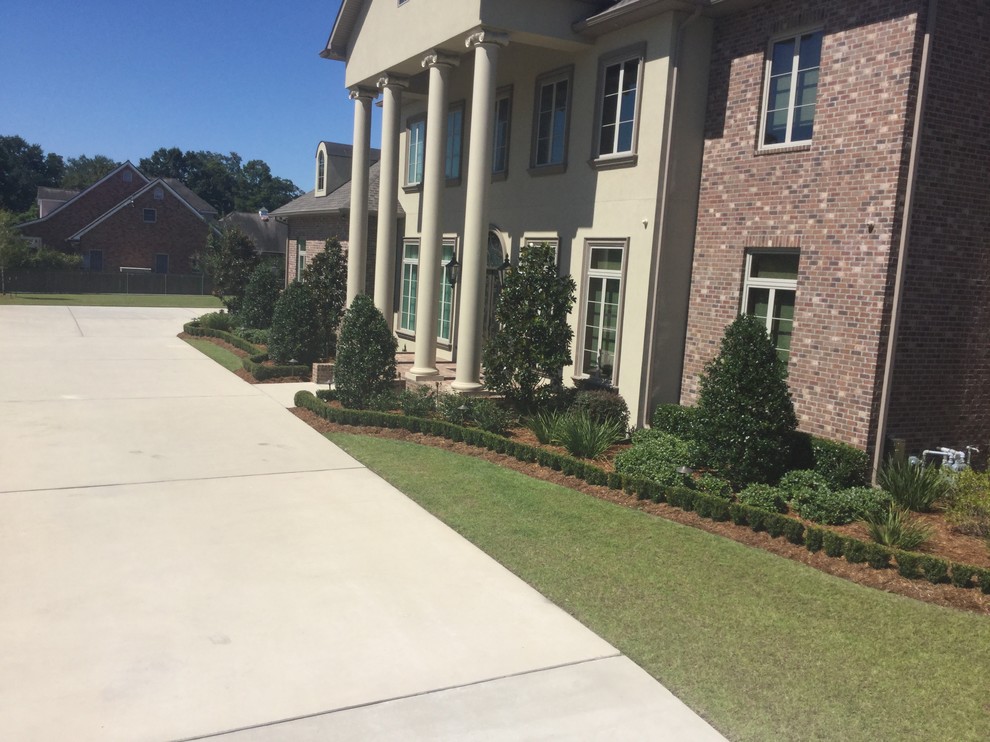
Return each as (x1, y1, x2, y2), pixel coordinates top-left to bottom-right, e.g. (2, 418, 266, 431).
(301, 238, 347, 358)
(482, 242, 576, 411)
(0, 210, 29, 293)
(693, 314, 798, 486)
(236, 160, 303, 212)
(0, 136, 64, 214)
(268, 281, 321, 364)
(238, 263, 281, 329)
(61, 155, 120, 190)
(334, 295, 398, 409)
(199, 224, 259, 313)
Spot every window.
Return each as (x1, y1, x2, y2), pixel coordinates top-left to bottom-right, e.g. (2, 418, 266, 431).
(398, 239, 457, 342)
(122, 170, 132, 183)
(595, 50, 642, 160)
(406, 118, 425, 186)
(445, 104, 464, 181)
(153, 187, 164, 201)
(761, 29, 823, 148)
(88, 249, 103, 272)
(581, 243, 625, 384)
(399, 241, 419, 333)
(532, 68, 572, 169)
(317, 150, 326, 192)
(154, 254, 169, 274)
(742, 251, 799, 362)
(143, 208, 156, 223)
(524, 236, 560, 270)
(492, 89, 512, 176)
(296, 239, 306, 280)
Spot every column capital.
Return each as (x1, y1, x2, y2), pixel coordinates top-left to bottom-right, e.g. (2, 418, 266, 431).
(347, 86, 378, 102)
(421, 50, 460, 70)
(465, 29, 509, 49)
(377, 73, 410, 91)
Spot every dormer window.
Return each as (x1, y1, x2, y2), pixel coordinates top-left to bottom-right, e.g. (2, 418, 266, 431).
(317, 150, 326, 193)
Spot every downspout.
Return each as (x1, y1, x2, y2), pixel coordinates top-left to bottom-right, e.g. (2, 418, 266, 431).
(871, 0, 937, 480)
(639, 0, 705, 426)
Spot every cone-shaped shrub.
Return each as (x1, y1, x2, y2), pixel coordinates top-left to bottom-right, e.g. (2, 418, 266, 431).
(694, 314, 797, 485)
(238, 264, 281, 329)
(268, 281, 321, 364)
(302, 238, 347, 358)
(334, 295, 398, 409)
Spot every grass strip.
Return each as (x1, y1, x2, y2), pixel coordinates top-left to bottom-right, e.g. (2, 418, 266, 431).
(0, 293, 222, 307)
(183, 337, 243, 372)
(328, 431, 990, 742)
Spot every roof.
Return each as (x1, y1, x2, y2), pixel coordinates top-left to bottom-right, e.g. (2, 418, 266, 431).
(19, 162, 148, 228)
(162, 179, 218, 215)
(37, 187, 80, 202)
(271, 161, 401, 218)
(220, 212, 288, 254)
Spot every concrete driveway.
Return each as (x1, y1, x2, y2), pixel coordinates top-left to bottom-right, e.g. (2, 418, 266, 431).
(0, 305, 725, 741)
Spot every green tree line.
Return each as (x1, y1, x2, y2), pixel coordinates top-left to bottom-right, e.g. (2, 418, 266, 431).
(0, 135, 302, 219)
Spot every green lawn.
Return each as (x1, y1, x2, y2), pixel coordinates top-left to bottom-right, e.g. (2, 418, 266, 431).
(183, 337, 243, 372)
(0, 293, 222, 308)
(328, 432, 990, 742)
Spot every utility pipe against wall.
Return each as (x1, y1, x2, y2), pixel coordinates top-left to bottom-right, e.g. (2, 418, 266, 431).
(871, 0, 938, 482)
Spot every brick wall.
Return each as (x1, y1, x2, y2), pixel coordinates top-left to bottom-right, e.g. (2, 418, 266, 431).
(21, 165, 146, 249)
(284, 213, 378, 296)
(681, 0, 925, 450)
(77, 185, 209, 274)
(885, 0, 990, 453)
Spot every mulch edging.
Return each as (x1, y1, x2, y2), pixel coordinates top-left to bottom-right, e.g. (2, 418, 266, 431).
(292, 407, 990, 617)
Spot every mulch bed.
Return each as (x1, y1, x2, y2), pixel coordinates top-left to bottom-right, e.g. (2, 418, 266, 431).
(292, 406, 990, 616)
(180, 332, 309, 383)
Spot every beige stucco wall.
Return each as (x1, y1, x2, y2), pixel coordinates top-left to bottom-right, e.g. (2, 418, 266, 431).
(390, 12, 706, 423)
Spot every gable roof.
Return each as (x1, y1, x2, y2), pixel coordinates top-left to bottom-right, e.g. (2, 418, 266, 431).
(37, 187, 80, 202)
(18, 161, 148, 228)
(162, 178, 218, 216)
(220, 212, 288, 254)
(66, 178, 217, 241)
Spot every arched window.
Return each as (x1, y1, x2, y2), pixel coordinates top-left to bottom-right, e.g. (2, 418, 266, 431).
(316, 150, 326, 193)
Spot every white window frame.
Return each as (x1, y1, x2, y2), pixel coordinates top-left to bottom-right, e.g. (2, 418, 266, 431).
(530, 66, 573, 172)
(405, 117, 426, 187)
(492, 87, 512, 178)
(523, 235, 560, 271)
(593, 45, 645, 165)
(741, 250, 799, 362)
(759, 28, 823, 150)
(398, 238, 457, 343)
(296, 240, 306, 281)
(316, 149, 326, 193)
(577, 240, 628, 385)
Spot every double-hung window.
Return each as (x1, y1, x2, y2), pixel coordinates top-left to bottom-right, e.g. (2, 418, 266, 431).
(595, 48, 643, 161)
(532, 68, 572, 170)
(406, 118, 425, 186)
(742, 251, 799, 362)
(296, 239, 306, 280)
(399, 239, 456, 342)
(761, 29, 823, 148)
(492, 88, 512, 176)
(581, 243, 626, 384)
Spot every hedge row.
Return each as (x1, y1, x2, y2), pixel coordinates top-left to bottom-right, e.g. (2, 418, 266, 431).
(184, 321, 309, 380)
(295, 391, 990, 595)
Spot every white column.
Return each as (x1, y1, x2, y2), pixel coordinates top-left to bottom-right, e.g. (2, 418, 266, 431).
(453, 31, 508, 392)
(346, 86, 376, 305)
(374, 74, 408, 321)
(407, 51, 459, 380)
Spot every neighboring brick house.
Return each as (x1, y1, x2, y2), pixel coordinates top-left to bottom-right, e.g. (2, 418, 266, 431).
(271, 142, 390, 290)
(220, 211, 288, 284)
(19, 162, 218, 274)
(327, 0, 989, 467)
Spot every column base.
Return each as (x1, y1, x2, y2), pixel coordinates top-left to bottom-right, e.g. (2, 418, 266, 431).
(450, 380, 484, 394)
(405, 367, 442, 382)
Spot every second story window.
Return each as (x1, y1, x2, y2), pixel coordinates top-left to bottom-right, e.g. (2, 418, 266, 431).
(532, 68, 572, 169)
(406, 118, 425, 186)
(596, 51, 642, 159)
(143, 208, 156, 223)
(317, 150, 325, 192)
(761, 29, 823, 148)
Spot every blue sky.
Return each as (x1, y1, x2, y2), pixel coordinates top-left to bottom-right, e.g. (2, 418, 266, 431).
(1, 0, 373, 192)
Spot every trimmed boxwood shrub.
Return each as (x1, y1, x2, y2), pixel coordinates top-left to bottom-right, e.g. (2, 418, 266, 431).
(570, 389, 630, 430)
(950, 563, 977, 588)
(614, 431, 698, 488)
(805, 526, 826, 553)
(334, 295, 398, 410)
(650, 404, 697, 439)
(864, 543, 892, 570)
(268, 281, 321, 364)
(693, 314, 798, 485)
(843, 539, 867, 564)
(895, 551, 922, 579)
(811, 436, 869, 488)
(977, 569, 990, 594)
(920, 556, 950, 584)
(738, 483, 788, 513)
(822, 531, 845, 558)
